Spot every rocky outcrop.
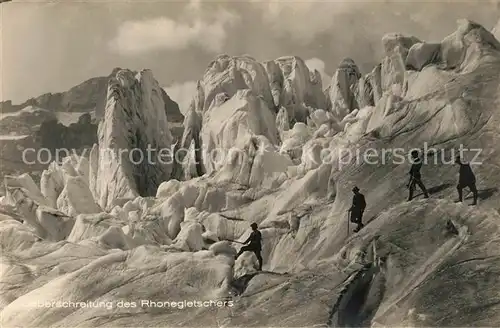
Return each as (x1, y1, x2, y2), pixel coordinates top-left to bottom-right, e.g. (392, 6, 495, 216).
(0, 100, 23, 114)
(160, 88, 184, 123)
(32, 77, 108, 113)
(0, 106, 57, 136)
(33, 114, 98, 152)
(94, 69, 175, 209)
(0, 76, 106, 114)
(0, 77, 107, 127)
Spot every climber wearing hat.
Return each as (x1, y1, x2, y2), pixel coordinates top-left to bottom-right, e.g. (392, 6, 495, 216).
(407, 150, 430, 201)
(455, 155, 478, 205)
(235, 222, 263, 270)
(348, 186, 366, 232)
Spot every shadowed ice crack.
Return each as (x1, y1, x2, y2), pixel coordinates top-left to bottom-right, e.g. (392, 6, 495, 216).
(327, 257, 387, 328)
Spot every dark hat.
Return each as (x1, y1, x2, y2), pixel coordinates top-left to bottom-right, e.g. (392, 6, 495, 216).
(250, 222, 258, 229)
(352, 186, 360, 192)
(411, 150, 420, 158)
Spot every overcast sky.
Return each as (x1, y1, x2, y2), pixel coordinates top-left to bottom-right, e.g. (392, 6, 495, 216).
(1, 0, 499, 112)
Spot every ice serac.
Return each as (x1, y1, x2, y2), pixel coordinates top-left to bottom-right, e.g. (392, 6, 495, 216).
(276, 106, 290, 141)
(310, 68, 327, 108)
(439, 19, 500, 70)
(174, 107, 203, 180)
(406, 42, 442, 71)
(264, 56, 327, 123)
(193, 55, 326, 126)
(264, 60, 284, 109)
(326, 58, 362, 120)
(380, 33, 421, 95)
(56, 176, 101, 217)
(367, 19, 500, 139)
(353, 74, 375, 109)
(406, 19, 500, 73)
(200, 89, 279, 175)
(95, 69, 174, 210)
(494, 19, 500, 40)
(193, 55, 273, 113)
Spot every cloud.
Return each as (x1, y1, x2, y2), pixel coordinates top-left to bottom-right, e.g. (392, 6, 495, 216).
(304, 58, 331, 88)
(109, 5, 240, 55)
(250, 1, 360, 45)
(164, 81, 198, 115)
(186, 0, 202, 12)
(250, 0, 500, 50)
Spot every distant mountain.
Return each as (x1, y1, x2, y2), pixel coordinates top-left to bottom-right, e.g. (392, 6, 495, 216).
(1, 71, 184, 123)
(1, 77, 107, 114)
(0, 69, 184, 186)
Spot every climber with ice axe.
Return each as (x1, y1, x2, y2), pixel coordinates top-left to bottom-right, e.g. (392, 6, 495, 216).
(234, 222, 263, 271)
(347, 186, 366, 233)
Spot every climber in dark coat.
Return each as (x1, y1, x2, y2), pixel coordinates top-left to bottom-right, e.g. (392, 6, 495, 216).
(455, 155, 478, 205)
(407, 150, 430, 201)
(348, 186, 366, 232)
(235, 222, 263, 271)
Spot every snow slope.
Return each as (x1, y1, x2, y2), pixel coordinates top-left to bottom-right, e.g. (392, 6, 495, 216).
(0, 107, 86, 127)
(0, 106, 48, 119)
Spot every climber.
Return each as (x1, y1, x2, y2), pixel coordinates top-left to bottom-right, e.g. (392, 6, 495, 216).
(455, 155, 478, 205)
(235, 222, 263, 271)
(407, 150, 429, 201)
(348, 186, 366, 232)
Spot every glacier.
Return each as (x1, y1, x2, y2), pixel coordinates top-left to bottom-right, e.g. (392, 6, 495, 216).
(1, 19, 500, 327)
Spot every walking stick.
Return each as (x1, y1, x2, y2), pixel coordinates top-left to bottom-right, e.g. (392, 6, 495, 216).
(347, 211, 350, 238)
